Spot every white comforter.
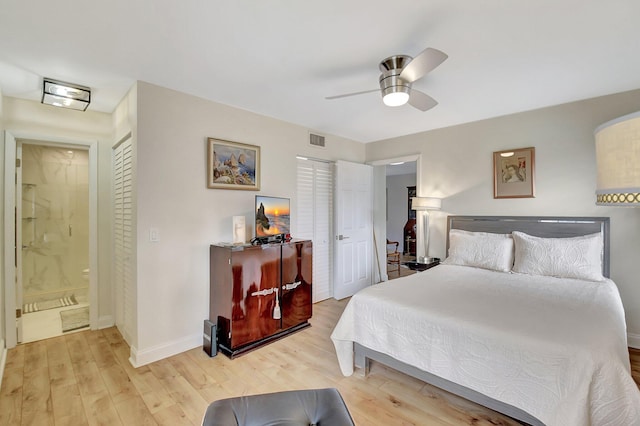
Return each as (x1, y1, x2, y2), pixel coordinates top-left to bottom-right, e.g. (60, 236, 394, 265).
(331, 265, 640, 426)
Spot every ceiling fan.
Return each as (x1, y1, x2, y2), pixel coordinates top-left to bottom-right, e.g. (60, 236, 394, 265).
(326, 47, 448, 111)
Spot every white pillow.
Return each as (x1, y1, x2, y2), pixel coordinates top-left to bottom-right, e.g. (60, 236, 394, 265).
(442, 229, 514, 272)
(512, 231, 605, 281)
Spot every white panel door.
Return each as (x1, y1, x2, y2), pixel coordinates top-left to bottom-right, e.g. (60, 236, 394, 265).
(334, 160, 373, 299)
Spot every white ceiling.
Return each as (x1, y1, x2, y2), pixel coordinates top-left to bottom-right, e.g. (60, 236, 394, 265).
(1, 1, 639, 143)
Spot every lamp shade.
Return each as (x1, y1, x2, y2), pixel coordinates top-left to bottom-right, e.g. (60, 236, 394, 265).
(595, 111, 640, 205)
(411, 196, 441, 211)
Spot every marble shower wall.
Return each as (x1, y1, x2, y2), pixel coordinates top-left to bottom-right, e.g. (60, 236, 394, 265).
(21, 144, 89, 303)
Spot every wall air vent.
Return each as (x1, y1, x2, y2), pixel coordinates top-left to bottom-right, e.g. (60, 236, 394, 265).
(309, 133, 326, 148)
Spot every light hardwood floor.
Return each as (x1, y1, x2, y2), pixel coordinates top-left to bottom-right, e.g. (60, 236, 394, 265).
(1, 298, 639, 425)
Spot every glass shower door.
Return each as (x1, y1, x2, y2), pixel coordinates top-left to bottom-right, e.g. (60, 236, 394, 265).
(19, 144, 89, 342)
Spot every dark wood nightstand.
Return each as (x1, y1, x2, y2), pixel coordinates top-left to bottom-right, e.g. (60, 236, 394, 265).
(404, 259, 440, 272)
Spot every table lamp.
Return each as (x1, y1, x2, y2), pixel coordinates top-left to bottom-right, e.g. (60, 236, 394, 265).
(411, 196, 442, 264)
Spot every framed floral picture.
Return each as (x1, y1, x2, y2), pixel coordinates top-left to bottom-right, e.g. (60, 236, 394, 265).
(207, 138, 260, 190)
(493, 147, 535, 198)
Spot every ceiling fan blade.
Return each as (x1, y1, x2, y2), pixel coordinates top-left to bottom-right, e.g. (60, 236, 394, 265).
(325, 89, 379, 100)
(408, 89, 438, 112)
(400, 47, 448, 83)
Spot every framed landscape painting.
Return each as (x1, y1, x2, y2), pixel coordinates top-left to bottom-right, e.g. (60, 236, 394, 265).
(207, 138, 260, 190)
(493, 147, 535, 198)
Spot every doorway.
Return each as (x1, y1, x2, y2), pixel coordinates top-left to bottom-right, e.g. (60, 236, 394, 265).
(17, 142, 91, 343)
(2, 131, 99, 349)
(369, 155, 420, 282)
(385, 163, 417, 258)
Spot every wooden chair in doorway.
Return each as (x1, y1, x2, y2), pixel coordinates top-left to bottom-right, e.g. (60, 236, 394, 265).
(386, 239, 401, 276)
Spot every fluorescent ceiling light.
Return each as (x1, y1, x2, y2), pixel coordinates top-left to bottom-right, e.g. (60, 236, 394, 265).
(42, 78, 91, 111)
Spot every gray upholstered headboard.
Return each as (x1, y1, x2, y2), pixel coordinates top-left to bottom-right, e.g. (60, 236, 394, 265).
(446, 216, 610, 278)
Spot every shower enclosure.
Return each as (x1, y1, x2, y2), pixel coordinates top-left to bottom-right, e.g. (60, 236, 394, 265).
(19, 144, 90, 319)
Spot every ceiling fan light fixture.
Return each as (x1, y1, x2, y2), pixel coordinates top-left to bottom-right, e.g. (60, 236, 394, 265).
(326, 47, 447, 111)
(379, 65, 411, 107)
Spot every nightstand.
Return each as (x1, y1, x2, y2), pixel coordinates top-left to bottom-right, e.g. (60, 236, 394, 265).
(404, 259, 440, 272)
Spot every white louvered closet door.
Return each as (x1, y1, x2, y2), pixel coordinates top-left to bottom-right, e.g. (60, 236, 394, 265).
(296, 158, 333, 302)
(113, 137, 134, 345)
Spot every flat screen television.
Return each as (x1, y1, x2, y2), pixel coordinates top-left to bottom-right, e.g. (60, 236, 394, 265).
(255, 196, 291, 238)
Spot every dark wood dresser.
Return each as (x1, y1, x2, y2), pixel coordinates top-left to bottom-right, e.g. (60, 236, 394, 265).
(209, 239, 312, 358)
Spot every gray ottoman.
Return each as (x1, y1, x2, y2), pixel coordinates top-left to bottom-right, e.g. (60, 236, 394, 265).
(201, 388, 355, 426)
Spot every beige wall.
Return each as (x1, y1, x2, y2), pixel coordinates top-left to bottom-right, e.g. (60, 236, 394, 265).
(131, 81, 365, 365)
(366, 88, 640, 346)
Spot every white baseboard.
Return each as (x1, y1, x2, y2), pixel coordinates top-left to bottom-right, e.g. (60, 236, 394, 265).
(628, 332, 640, 349)
(0, 339, 7, 390)
(314, 290, 333, 302)
(129, 332, 201, 368)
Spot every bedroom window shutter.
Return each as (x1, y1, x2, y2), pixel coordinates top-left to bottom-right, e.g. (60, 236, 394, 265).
(296, 158, 333, 302)
(113, 137, 134, 345)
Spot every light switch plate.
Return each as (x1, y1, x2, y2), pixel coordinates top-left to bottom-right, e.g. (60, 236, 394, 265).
(149, 228, 160, 242)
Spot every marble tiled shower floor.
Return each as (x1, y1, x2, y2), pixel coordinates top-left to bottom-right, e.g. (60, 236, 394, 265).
(21, 302, 89, 343)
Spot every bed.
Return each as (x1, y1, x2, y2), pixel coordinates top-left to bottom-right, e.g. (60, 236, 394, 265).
(331, 216, 640, 426)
